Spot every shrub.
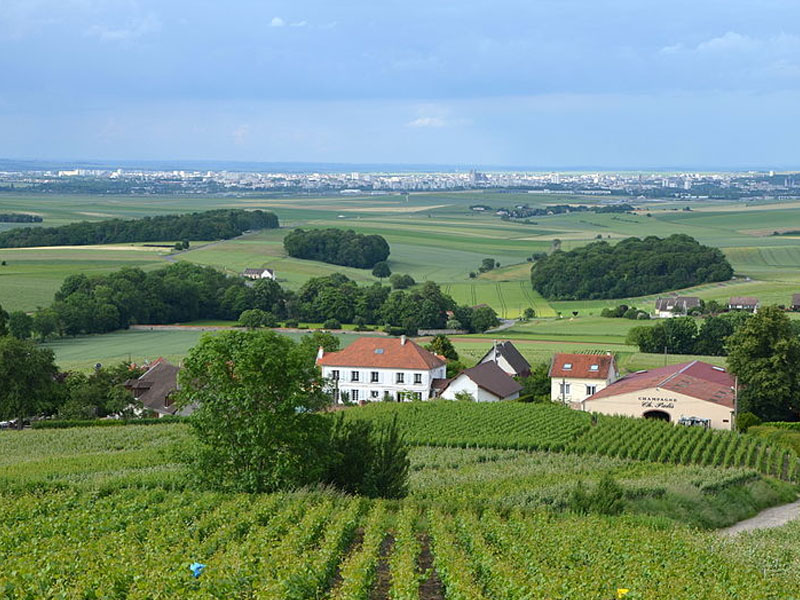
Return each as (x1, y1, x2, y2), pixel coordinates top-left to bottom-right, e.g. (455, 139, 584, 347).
(284, 319, 299, 328)
(737, 412, 762, 433)
(322, 318, 342, 330)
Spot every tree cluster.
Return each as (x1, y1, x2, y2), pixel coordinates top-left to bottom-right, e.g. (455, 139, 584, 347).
(626, 312, 754, 356)
(0, 209, 277, 248)
(600, 304, 650, 320)
(283, 228, 390, 269)
(530, 234, 733, 300)
(179, 330, 409, 498)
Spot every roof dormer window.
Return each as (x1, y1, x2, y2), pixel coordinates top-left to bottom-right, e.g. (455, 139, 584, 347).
(589, 364, 599, 372)
(563, 363, 572, 370)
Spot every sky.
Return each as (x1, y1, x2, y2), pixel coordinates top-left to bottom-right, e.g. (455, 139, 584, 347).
(1, 0, 800, 169)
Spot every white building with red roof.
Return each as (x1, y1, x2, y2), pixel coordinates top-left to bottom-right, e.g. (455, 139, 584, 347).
(549, 352, 618, 405)
(316, 336, 446, 403)
(583, 360, 736, 430)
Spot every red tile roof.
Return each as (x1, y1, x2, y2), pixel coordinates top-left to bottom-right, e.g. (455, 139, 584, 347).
(549, 353, 616, 379)
(317, 337, 446, 370)
(586, 360, 735, 408)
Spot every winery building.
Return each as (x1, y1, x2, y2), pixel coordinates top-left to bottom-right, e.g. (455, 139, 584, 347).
(582, 360, 736, 430)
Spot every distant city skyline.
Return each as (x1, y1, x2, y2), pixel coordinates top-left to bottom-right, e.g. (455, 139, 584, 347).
(2, 1, 800, 168)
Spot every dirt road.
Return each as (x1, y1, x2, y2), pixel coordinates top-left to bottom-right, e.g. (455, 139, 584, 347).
(719, 499, 800, 536)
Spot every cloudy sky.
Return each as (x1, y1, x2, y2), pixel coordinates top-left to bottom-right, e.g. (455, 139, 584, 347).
(1, 0, 800, 168)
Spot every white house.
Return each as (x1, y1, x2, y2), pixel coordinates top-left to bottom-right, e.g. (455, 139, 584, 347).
(583, 361, 736, 430)
(478, 341, 531, 377)
(316, 336, 447, 403)
(549, 352, 618, 406)
(242, 268, 276, 280)
(728, 296, 759, 312)
(654, 296, 701, 318)
(440, 361, 522, 402)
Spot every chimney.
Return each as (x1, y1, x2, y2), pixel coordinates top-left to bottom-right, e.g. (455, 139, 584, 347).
(400, 335, 407, 346)
(316, 346, 325, 361)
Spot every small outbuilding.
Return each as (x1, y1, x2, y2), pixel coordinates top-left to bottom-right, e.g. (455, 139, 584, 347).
(440, 361, 523, 402)
(791, 293, 800, 311)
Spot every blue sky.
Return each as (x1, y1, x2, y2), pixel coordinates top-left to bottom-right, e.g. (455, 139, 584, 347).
(1, 0, 800, 168)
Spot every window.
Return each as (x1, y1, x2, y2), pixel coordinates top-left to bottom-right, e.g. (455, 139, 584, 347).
(412, 392, 422, 401)
(371, 371, 379, 383)
(352, 389, 359, 402)
(396, 372, 405, 384)
(331, 370, 340, 381)
(585, 384, 596, 396)
(560, 382, 571, 396)
(589, 364, 599, 372)
(563, 363, 573, 370)
(414, 373, 422, 385)
(350, 371, 359, 382)
(370, 390, 380, 399)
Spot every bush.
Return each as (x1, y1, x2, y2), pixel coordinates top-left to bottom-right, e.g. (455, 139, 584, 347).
(737, 411, 762, 433)
(322, 318, 342, 330)
(31, 416, 186, 429)
(284, 319, 299, 328)
(324, 414, 409, 499)
(568, 474, 625, 516)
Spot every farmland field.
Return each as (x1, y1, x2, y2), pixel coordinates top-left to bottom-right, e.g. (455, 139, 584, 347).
(2, 409, 800, 598)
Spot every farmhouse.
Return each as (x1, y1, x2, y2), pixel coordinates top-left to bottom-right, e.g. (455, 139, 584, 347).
(654, 296, 701, 318)
(242, 268, 275, 280)
(728, 296, 759, 312)
(439, 361, 522, 402)
(583, 361, 736, 430)
(317, 336, 446, 403)
(478, 340, 531, 377)
(549, 352, 618, 405)
(125, 359, 194, 417)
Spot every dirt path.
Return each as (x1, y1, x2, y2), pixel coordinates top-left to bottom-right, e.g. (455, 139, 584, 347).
(719, 499, 800, 536)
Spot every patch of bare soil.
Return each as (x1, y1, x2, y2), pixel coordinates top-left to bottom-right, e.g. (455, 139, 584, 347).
(417, 533, 444, 600)
(369, 534, 395, 600)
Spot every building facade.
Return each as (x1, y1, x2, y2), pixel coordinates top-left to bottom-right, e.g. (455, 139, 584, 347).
(549, 352, 618, 405)
(317, 336, 446, 403)
(582, 361, 736, 430)
(440, 361, 523, 402)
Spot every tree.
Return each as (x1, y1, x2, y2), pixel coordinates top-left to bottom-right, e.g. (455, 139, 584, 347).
(519, 363, 551, 402)
(389, 273, 415, 290)
(0, 337, 59, 429)
(472, 305, 500, 332)
(425, 334, 459, 361)
(238, 308, 277, 329)
(371, 261, 391, 279)
(60, 362, 144, 419)
(522, 307, 536, 320)
(726, 305, 800, 421)
(32, 307, 59, 341)
(479, 258, 497, 273)
(0, 303, 7, 336)
(694, 315, 734, 356)
(177, 330, 331, 493)
(8, 311, 32, 339)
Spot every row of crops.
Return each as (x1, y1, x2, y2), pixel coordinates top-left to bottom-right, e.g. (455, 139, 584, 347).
(346, 402, 800, 482)
(1, 488, 797, 599)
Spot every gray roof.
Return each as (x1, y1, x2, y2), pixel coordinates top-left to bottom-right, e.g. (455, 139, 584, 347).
(126, 360, 191, 416)
(654, 296, 701, 312)
(451, 361, 523, 399)
(478, 341, 531, 375)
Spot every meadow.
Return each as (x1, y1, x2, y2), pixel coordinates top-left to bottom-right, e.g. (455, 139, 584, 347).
(2, 405, 800, 598)
(4, 188, 800, 374)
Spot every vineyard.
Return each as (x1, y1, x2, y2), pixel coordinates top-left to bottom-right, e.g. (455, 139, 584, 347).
(345, 402, 800, 482)
(1, 488, 800, 599)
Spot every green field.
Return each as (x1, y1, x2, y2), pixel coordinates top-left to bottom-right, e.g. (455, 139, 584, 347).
(6, 191, 800, 318)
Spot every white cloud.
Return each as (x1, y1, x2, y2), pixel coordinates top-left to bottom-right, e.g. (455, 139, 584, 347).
(270, 17, 285, 28)
(232, 124, 250, 145)
(291, 21, 308, 28)
(696, 31, 757, 53)
(406, 116, 446, 128)
(85, 12, 161, 42)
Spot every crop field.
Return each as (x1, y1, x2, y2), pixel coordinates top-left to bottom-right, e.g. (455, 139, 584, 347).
(2, 411, 800, 598)
(6, 191, 800, 318)
(44, 328, 362, 371)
